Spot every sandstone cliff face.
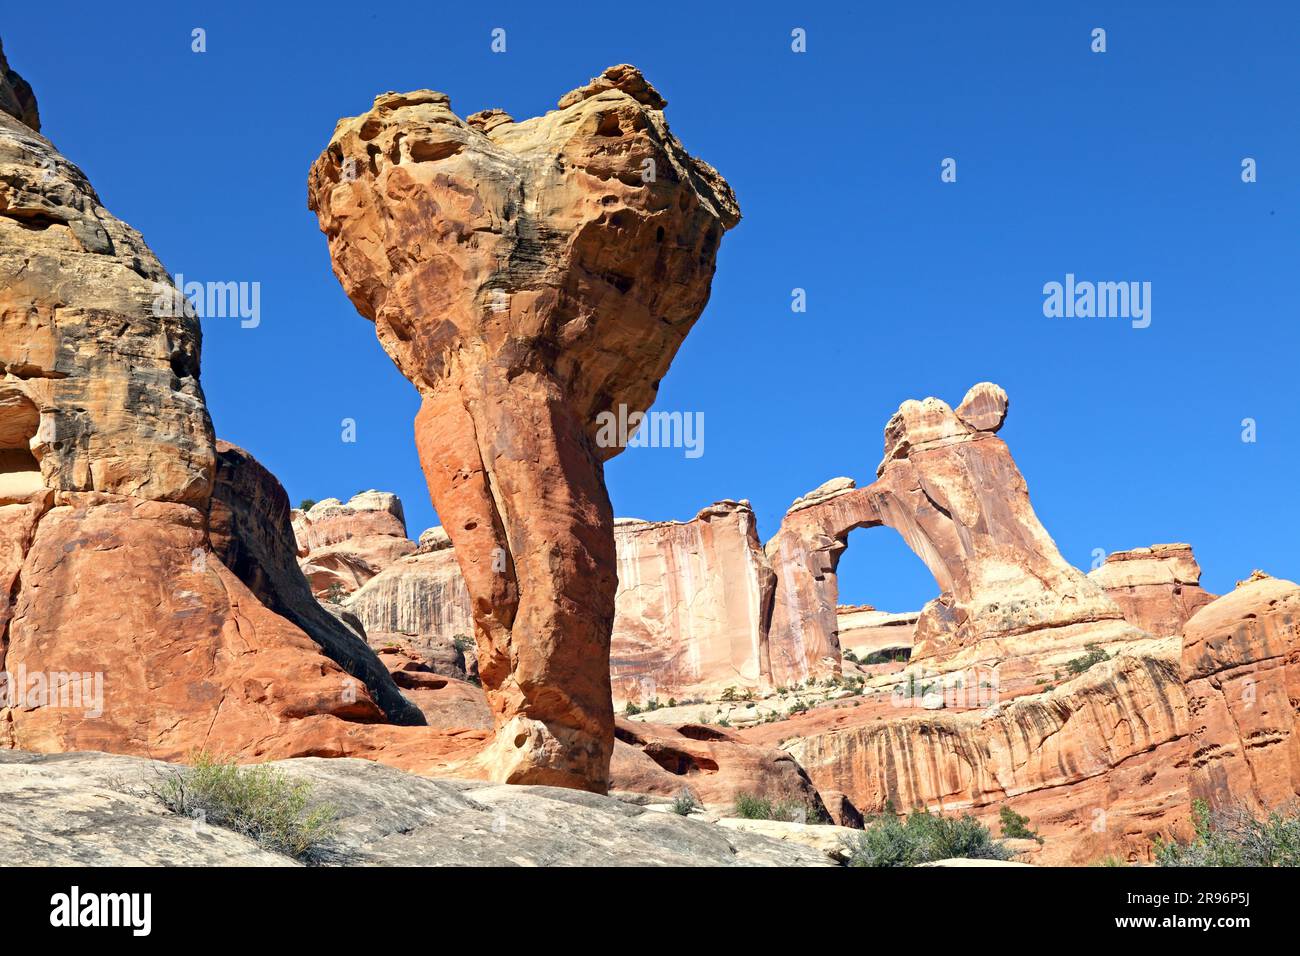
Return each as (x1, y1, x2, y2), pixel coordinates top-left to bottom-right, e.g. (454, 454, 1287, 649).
(309, 65, 740, 791)
(1182, 575, 1300, 813)
(0, 40, 39, 133)
(1088, 544, 1217, 638)
(612, 501, 774, 704)
(765, 384, 1141, 687)
(346, 529, 474, 648)
(343, 500, 777, 705)
(837, 605, 917, 658)
(292, 492, 416, 598)
(786, 653, 1188, 864)
(0, 48, 423, 762)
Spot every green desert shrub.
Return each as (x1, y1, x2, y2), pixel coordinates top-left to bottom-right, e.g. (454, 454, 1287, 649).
(150, 751, 338, 862)
(1156, 799, 1300, 867)
(1065, 643, 1110, 676)
(671, 789, 701, 816)
(298, 498, 316, 512)
(732, 792, 828, 825)
(999, 805, 1044, 844)
(845, 806, 1013, 867)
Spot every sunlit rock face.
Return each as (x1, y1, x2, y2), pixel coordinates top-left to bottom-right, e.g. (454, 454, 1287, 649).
(765, 383, 1142, 688)
(309, 65, 740, 792)
(0, 44, 422, 761)
(291, 493, 416, 599)
(1182, 574, 1300, 813)
(610, 502, 774, 705)
(1088, 543, 1217, 638)
(785, 653, 1189, 865)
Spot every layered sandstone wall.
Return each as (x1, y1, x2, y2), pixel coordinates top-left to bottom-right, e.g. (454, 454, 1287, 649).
(836, 605, 917, 658)
(1183, 574, 1300, 812)
(610, 501, 774, 703)
(786, 653, 1188, 864)
(1088, 544, 1217, 638)
(291, 492, 416, 598)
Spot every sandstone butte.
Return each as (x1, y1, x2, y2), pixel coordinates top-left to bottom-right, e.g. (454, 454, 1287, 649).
(307, 64, 741, 792)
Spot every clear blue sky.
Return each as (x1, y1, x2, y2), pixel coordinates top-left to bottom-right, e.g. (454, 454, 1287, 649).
(7, 1, 1296, 610)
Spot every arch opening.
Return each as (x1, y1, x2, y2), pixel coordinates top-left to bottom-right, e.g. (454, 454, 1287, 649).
(833, 526, 939, 665)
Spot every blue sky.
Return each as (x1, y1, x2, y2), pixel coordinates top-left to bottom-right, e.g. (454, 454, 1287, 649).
(6, 1, 1296, 610)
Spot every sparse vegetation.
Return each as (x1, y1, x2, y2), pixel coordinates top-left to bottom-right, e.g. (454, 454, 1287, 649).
(999, 805, 1044, 844)
(733, 792, 829, 825)
(861, 648, 909, 666)
(323, 582, 347, 605)
(1155, 799, 1300, 867)
(671, 789, 701, 816)
(720, 686, 737, 702)
(845, 806, 1013, 867)
(842, 649, 859, 664)
(149, 751, 338, 862)
(1066, 643, 1111, 676)
(624, 701, 642, 716)
(451, 633, 474, 653)
(298, 498, 316, 512)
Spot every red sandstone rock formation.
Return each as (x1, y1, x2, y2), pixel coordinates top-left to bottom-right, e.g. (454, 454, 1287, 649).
(1088, 544, 1217, 638)
(209, 442, 424, 725)
(779, 653, 1188, 864)
(291, 492, 415, 598)
(309, 66, 740, 791)
(611, 717, 826, 813)
(344, 500, 777, 705)
(765, 383, 1141, 687)
(1183, 574, 1300, 812)
(0, 47, 423, 760)
(346, 526, 476, 668)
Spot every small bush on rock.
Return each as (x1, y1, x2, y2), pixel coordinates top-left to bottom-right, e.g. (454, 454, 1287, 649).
(846, 807, 1012, 867)
(999, 805, 1044, 844)
(1156, 799, 1300, 867)
(671, 789, 701, 816)
(150, 751, 338, 862)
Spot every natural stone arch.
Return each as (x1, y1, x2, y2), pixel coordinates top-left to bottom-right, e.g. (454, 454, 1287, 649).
(764, 383, 1135, 687)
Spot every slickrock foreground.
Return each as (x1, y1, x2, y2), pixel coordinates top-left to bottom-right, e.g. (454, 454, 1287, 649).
(309, 65, 740, 791)
(0, 751, 831, 867)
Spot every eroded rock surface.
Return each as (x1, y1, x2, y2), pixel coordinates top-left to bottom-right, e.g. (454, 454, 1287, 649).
(0, 46, 423, 764)
(292, 492, 416, 598)
(0, 750, 831, 866)
(785, 653, 1188, 864)
(1182, 575, 1300, 812)
(309, 65, 740, 791)
(1089, 543, 1217, 638)
(765, 383, 1140, 686)
(611, 501, 773, 704)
